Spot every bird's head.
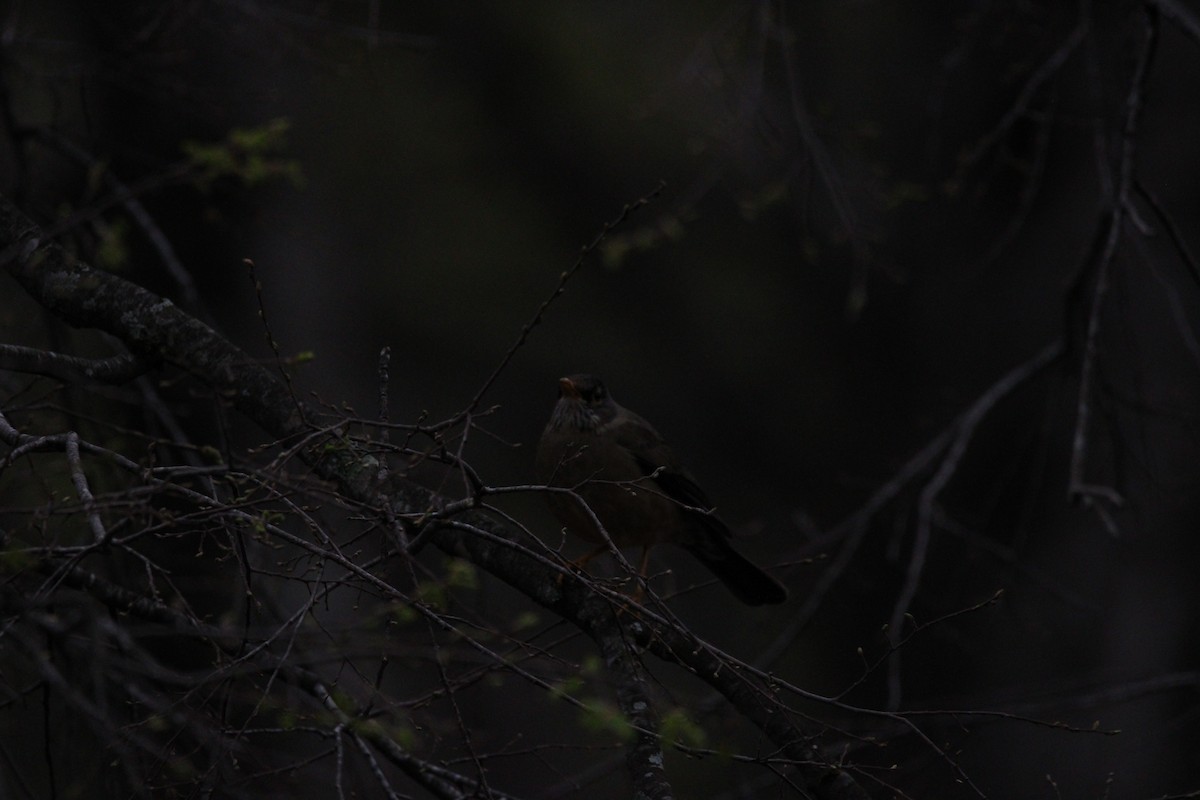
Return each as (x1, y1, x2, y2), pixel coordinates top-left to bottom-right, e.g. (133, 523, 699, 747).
(548, 374, 619, 432)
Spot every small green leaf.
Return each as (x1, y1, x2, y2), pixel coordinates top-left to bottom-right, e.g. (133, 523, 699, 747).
(511, 611, 540, 630)
(661, 707, 706, 749)
(444, 558, 478, 590)
(182, 118, 304, 188)
(578, 699, 633, 742)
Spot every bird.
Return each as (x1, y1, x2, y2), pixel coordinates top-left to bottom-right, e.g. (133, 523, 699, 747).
(535, 374, 788, 606)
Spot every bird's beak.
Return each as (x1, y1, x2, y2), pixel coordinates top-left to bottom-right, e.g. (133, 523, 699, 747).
(558, 377, 580, 398)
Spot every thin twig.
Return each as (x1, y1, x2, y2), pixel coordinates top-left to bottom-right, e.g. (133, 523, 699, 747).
(887, 340, 1064, 708)
(1068, 5, 1158, 515)
(464, 183, 665, 416)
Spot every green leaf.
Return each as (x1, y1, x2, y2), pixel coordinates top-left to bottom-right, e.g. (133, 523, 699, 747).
(661, 707, 706, 749)
(182, 118, 305, 188)
(578, 699, 634, 742)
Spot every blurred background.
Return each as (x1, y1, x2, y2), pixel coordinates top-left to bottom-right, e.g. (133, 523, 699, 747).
(3, 1, 1200, 796)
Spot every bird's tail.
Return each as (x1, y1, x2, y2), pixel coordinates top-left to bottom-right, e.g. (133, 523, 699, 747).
(685, 535, 788, 606)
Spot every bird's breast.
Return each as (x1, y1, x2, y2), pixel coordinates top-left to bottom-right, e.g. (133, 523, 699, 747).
(537, 431, 679, 547)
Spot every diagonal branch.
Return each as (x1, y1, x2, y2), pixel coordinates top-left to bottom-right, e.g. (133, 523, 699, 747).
(1067, 5, 1158, 520)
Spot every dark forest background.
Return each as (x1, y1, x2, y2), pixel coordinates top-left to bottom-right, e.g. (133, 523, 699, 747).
(2, 2, 1200, 798)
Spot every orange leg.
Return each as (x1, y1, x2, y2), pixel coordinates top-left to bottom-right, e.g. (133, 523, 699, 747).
(557, 544, 608, 587)
(562, 545, 654, 605)
(630, 546, 652, 603)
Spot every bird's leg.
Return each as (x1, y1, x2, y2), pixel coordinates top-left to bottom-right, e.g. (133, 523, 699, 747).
(629, 546, 653, 603)
(556, 543, 609, 587)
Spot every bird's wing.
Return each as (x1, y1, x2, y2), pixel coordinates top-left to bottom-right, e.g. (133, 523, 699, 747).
(607, 409, 716, 511)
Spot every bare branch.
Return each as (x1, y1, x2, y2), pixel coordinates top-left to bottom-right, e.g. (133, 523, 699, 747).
(0, 344, 149, 383)
(1068, 5, 1159, 515)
